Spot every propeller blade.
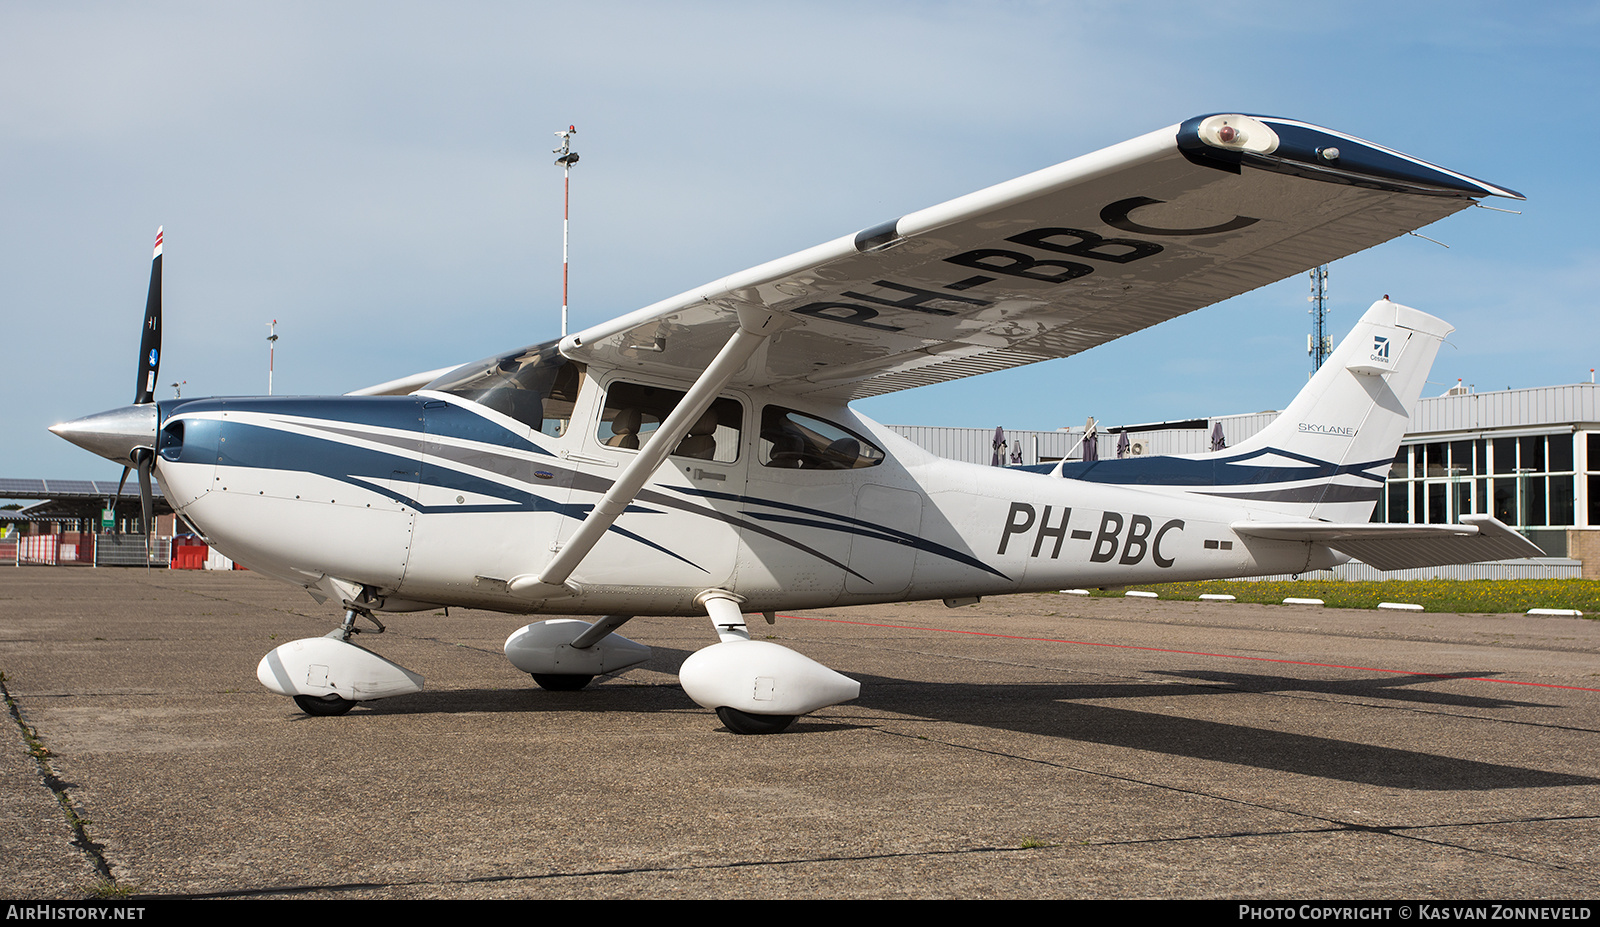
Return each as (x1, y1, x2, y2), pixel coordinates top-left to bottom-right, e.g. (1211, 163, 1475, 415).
(112, 465, 131, 538)
(134, 448, 154, 541)
(135, 227, 163, 405)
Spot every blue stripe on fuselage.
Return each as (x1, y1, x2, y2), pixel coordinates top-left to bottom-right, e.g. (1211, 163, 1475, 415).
(174, 396, 428, 430)
(1016, 446, 1387, 487)
(215, 420, 570, 515)
(172, 395, 547, 455)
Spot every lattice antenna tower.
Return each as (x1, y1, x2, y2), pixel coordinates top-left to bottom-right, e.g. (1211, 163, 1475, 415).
(1308, 264, 1331, 374)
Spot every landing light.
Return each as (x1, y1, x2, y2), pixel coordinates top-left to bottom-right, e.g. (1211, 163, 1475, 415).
(1197, 114, 1279, 154)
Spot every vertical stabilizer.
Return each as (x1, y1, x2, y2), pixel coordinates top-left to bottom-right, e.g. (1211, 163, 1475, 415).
(1212, 298, 1452, 521)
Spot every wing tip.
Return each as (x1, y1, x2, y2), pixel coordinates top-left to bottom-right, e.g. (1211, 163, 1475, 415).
(1179, 113, 1522, 200)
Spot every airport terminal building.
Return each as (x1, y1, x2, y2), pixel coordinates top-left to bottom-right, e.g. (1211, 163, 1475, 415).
(889, 382, 1600, 579)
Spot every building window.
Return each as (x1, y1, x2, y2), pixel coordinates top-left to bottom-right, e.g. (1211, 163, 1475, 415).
(1385, 434, 1576, 529)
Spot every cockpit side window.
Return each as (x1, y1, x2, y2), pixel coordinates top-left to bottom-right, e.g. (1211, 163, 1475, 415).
(759, 406, 883, 470)
(598, 381, 742, 463)
(424, 340, 585, 437)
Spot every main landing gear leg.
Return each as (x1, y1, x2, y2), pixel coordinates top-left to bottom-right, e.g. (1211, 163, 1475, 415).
(678, 590, 860, 735)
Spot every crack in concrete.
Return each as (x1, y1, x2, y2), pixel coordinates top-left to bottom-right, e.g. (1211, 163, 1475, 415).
(1, 673, 118, 891)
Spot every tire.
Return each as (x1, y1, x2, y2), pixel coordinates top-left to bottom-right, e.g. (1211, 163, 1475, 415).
(715, 706, 797, 735)
(294, 694, 357, 716)
(531, 673, 594, 691)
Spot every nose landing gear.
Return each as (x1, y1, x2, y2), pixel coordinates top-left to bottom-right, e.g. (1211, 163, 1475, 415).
(257, 602, 424, 715)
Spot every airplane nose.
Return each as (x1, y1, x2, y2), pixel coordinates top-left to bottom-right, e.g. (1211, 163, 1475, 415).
(49, 404, 158, 465)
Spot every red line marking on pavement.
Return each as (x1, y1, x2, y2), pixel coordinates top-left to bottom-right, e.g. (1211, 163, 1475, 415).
(783, 614, 1600, 693)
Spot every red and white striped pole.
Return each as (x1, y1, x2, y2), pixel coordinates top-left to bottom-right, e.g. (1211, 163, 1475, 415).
(266, 319, 278, 395)
(553, 125, 578, 338)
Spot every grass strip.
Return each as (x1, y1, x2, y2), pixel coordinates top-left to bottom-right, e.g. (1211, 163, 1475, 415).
(1084, 579, 1599, 615)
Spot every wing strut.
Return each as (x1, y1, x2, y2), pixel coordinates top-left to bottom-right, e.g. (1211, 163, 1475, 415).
(508, 308, 790, 598)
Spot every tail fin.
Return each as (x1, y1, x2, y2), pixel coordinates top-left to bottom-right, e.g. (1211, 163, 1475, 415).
(1204, 298, 1451, 521)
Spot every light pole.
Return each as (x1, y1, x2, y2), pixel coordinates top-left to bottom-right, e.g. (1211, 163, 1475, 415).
(553, 125, 579, 338)
(266, 319, 278, 395)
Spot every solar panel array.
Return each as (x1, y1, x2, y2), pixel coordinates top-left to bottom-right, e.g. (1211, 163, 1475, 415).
(0, 478, 165, 500)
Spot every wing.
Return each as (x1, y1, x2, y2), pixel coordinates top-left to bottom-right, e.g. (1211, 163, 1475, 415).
(563, 114, 1519, 401)
(1231, 515, 1544, 571)
(346, 366, 457, 397)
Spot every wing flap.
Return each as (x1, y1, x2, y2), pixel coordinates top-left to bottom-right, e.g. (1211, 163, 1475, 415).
(564, 115, 1515, 400)
(1233, 515, 1546, 572)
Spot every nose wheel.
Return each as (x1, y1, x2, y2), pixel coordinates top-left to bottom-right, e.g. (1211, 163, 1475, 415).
(258, 600, 425, 714)
(715, 706, 796, 735)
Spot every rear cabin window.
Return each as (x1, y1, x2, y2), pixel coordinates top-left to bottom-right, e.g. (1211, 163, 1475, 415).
(597, 382, 742, 463)
(759, 406, 883, 470)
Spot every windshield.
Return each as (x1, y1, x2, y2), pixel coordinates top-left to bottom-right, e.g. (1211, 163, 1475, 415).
(424, 339, 584, 437)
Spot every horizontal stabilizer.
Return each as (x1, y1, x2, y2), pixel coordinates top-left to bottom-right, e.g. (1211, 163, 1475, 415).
(1232, 515, 1545, 571)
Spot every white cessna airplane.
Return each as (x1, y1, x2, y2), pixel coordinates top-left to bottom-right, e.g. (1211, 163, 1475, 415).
(53, 113, 1541, 733)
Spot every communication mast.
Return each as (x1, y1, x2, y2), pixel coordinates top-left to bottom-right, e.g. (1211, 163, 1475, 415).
(1308, 264, 1330, 374)
(553, 125, 579, 338)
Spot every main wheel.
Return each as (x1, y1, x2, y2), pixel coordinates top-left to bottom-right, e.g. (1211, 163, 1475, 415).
(716, 706, 797, 735)
(294, 694, 357, 716)
(531, 673, 594, 691)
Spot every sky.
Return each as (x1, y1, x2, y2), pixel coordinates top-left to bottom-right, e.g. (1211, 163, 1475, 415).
(5, 1, 1599, 480)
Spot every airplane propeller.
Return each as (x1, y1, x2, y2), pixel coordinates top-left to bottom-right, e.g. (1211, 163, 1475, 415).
(124, 227, 162, 537)
(51, 227, 164, 543)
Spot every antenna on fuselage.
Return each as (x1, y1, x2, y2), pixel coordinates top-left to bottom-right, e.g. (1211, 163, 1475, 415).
(553, 125, 579, 338)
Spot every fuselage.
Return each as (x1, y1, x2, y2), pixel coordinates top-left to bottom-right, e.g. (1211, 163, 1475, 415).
(154, 377, 1337, 618)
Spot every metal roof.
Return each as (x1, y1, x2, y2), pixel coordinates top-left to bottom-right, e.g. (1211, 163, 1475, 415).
(890, 383, 1600, 465)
